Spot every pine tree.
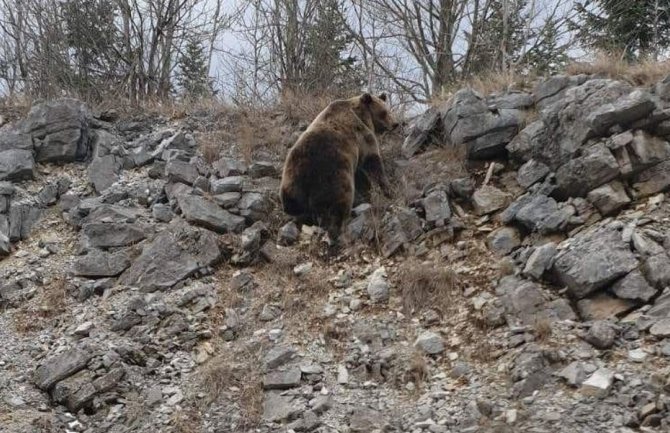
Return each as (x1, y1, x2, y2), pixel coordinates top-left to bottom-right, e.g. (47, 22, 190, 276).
(574, 0, 670, 60)
(302, 0, 363, 94)
(177, 37, 212, 99)
(525, 18, 569, 75)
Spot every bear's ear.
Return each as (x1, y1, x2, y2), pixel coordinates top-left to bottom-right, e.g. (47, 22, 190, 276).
(379, 93, 387, 102)
(361, 93, 372, 105)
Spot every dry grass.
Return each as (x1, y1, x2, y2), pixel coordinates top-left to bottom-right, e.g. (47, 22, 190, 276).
(533, 318, 553, 342)
(170, 409, 203, 433)
(13, 277, 69, 333)
(435, 70, 537, 103)
(198, 349, 264, 429)
(396, 259, 459, 317)
(566, 52, 670, 86)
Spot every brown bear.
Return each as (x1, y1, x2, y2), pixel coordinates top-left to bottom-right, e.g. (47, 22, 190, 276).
(280, 92, 398, 247)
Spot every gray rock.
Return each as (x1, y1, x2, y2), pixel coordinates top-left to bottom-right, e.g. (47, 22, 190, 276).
(54, 367, 124, 412)
(177, 194, 245, 233)
(88, 155, 121, 193)
(0, 232, 9, 256)
(449, 177, 475, 199)
(165, 159, 199, 185)
(73, 249, 131, 277)
(402, 107, 441, 158)
(554, 142, 620, 199)
(441, 89, 524, 159)
(82, 222, 146, 248)
(513, 194, 570, 234)
(380, 206, 423, 257)
(585, 321, 616, 349)
(264, 346, 297, 370)
(577, 293, 636, 321)
(210, 176, 245, 194)
(627, 130, 670, 172)
(414, 331, 444, 354)
(248, 161, 276, 178)
(349, 408, 387, 432)
(0, 215, 8, 237)
(0, 125, 34, 153)
(422, 189, 451, 226)
(533, 75, 578, 107)
(21, 98, 91, 163)
(580, 368, 614, 396)
(650, 319, 670, 337)
(488, 91, 534, 109)
(118, 223, 221, 291)
(263, 368, 301, 390)
(558, 361, 587, 387)
(497, 276, 576, 326)
(586, 89, 656, 135)
(0, 149, 35, 181)
(213, 157, 247, 177)
(212, 192, 241, 208)
(612, 270, 658, 303)
(523, 243, 558, 279)
(552, 227, 638, 298)
(587, 181, 631, 216)
(472, 185, 511, 215)
(278, 222, 299, 246)
(632, 159, 670, 197)
(262, 392, 301, 422)
(238, 192, 270, 221)
(151, 203, 174, 222)
(367, 267, 390, 303)
(8, 201, 41, 241)
(34, 348, 92, 390)
(642, 253, 670, 289)
(517, 159, 550, 189)
(487, 227, 521, 256)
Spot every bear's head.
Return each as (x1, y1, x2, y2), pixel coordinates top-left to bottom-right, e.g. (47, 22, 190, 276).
(360, 92, 399, 134)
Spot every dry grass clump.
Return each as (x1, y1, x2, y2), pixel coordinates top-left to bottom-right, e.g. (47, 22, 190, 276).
(396, 259, 458, 317)
(14, 277, 69, 333)
(533, 318, 553, 342)
(198, 351, 264, 428)
(566, 52, 670, 86)
(435, 70, 537, 103)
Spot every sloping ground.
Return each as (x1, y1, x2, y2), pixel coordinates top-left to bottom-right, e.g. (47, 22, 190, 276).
(0, 74, 669, 433)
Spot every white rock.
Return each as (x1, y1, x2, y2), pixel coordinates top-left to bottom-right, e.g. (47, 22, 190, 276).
(628, 348, 647, 362)
(414, 331, 445, 355)
(580, 368, 614, 396)
(337, 365, 349, 384)
(367, 267, 390, 303)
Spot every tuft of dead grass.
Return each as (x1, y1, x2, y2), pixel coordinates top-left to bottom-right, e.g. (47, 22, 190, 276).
(396, 259, 458, 317)
(566, 52, 670, 86)
(198, 350, 264, 429)
(435, 70, 537, 103)
(14, 277, 69, 334)
(533, 318, 553, 342)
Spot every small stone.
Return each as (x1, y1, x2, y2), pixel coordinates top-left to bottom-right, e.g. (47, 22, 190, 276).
(294, 262, 313, 277)
(300, 364, 323, 375)
(166, 389, 184, 406)
(580, 368, 614, 396)
(146, 386, 162, 407)
(650, 318, 670, 337)
(414, 331, 444, 355)
(585, 321, 616, 349)
(472, 185, 511, 216)
(628, 348, 647, 362)
(337, 365, 349, 384)
(558, 361, 586, 387)
(263, 368, 301, 390)
(259, 304, 282, 322)
(506, 409, 518, 424)
(367, 267, 390, 303)
(660, 341, 670, 357)
(278, 222, 299, 246)
(73, 322, 94, 337)
(522, 243, 558, 280)
(264, 346, 296, 370)
(487, 226, 521, 256)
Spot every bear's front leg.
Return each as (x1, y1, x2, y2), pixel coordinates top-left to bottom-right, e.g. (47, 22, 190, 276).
(362, 154, 392, 198)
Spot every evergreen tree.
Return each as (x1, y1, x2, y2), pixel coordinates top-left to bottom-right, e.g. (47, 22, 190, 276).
(303, 0, 364, 94)
(177, 37, 212, 99)
(525, 18, 569, 75)
(574, 0, 670, 60)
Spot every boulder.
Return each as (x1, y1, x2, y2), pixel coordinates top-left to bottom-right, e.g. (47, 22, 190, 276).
(587, 181, 631, 216)
(497, 276, 576, 326)
(586, 89, 656, 135)
(422, 189, 451, 226)
(641, 253, 670, 289)
(0, 149, 35, 181)
(632, 159, 670, 197)
(0, 232, 9, 256)
(248, 161, 276, 178)
(611, 270, 658, 303)
(441, 89, 525, 159)
(82, 222, 147, 248)
(472, 185, 511, 216)
(73, 249, 132, 278)
(522, 243, 558, 280)
(119, 223, 222, 291)
(402, 107, 441, 158)
(165, 159, 199, 185)
(34, 348, 92, 390)
(0, 125, 34, 152)
(487, 227, 521, 256)
(552, 227, 638, 299)
(88, 155, 121, 193)
(21, 98, 91, 163)
(177, 194, 245, 233)
(8, 201, 41, 242)
(554, 142, 620, 199)
(380, 207, 423, 257)
(516, 159, 550, 189)
(511, 194, 572, 234)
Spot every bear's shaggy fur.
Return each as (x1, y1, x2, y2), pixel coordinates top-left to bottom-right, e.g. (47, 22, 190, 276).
(280, 93, 398, 245)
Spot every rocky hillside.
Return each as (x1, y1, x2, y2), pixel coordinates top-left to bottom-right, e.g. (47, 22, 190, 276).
(1, 73, 670, 433)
